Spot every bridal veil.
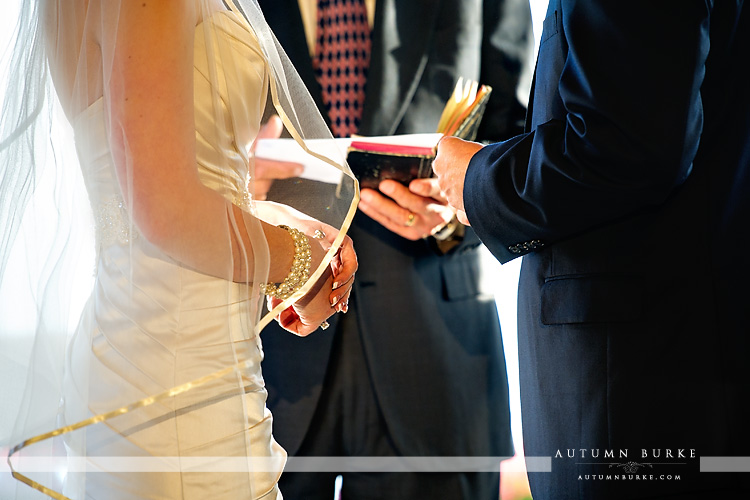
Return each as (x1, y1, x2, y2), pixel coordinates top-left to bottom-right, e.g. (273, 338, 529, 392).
(0, 0, 357, 498)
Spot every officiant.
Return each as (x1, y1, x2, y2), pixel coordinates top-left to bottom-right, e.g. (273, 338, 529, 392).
(256, 1, 533, 498)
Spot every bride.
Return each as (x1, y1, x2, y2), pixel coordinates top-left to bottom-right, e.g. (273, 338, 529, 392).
(0, 0, 358, 498)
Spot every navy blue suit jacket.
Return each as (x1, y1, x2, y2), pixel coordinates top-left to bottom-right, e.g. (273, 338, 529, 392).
(465, 1, 750, 498)
(257, 0, 532, 459)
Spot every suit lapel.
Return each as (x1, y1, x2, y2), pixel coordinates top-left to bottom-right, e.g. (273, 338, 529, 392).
(359, 0, 440, 136)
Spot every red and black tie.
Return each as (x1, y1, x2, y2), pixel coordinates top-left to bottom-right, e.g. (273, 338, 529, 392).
(313, 0, 372, 138)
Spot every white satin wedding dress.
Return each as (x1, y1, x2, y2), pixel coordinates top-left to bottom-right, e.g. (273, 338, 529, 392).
(61, 10, 285, 499)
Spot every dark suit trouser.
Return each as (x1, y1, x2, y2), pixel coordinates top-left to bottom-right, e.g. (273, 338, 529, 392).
(277, 300, 501, 500)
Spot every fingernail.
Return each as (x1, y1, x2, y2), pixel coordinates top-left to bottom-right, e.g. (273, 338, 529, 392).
(330, 295, 339, 306)
(343, 302, 349, 313)
(294, 166, 304, 176)
(332, 281, 340, 289)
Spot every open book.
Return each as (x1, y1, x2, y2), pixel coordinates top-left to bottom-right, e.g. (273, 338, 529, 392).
(437, 77, 493, 140)
(346, 78, 492, 188)
(254, 79, 492, 188)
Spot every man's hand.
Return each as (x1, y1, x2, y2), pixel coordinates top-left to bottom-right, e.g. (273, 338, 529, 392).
(250, 115, 304, 200)
(432, 136, 483, 225)
(358, 178, 455, 240)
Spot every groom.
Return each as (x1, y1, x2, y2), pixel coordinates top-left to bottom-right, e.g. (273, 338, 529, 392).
(256, 0, 533, 499)
(432, 1, 750, 499)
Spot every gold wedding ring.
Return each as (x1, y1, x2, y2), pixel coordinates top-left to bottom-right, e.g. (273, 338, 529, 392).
(314, 229, 326, 239)
(320, 320, 330, 330)
(405, 212, 416, 227)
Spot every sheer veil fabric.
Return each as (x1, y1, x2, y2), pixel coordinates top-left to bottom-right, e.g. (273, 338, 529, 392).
(0, 0, 357, 498)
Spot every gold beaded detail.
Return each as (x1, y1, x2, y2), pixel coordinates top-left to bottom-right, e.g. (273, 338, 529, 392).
(260, 225, 312, 300)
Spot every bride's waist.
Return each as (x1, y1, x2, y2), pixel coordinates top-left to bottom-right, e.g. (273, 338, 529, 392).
(94, 248, 258, 323)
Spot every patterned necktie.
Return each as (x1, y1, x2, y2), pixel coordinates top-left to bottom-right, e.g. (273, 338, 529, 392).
(314, 0, 372, 138)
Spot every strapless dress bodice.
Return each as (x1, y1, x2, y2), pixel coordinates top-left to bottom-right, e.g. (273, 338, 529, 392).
(72, 10, 269, 248)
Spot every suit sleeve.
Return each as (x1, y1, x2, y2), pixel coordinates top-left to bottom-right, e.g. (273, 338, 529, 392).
(476, 0, 534, 141)
(465, 0, 710, 264)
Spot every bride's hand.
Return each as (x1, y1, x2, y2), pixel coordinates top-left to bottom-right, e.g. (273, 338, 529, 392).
(326, 233, 356, 313)
(268, 232, 357, 336)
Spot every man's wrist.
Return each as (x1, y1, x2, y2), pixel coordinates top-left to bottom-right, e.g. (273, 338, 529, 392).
(429, 215, 465, 254)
